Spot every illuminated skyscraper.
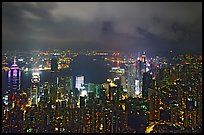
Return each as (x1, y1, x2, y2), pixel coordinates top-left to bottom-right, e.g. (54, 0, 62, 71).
(30, 72, 40, 106)
(50, 55, 58, 88)
(136, 60, 143, 98)
(127, 63, 136, 97)
(50, 55, 59, 103)
(8, 57, 21, 92)
(7, 56, 21, 109)
(141, 52, 146, 63)
(30, 85, 38, 106)
(43, 82, 50, 102)
(75, 76, 84, 90)
(88, 83, 95, 94)
(58, 76, 73, 100)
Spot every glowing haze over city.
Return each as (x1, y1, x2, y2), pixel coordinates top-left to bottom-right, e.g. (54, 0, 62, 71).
(2, 2, 202, 133)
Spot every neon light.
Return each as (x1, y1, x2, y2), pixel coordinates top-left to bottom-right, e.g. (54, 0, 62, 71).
(13, 69, 17, 77)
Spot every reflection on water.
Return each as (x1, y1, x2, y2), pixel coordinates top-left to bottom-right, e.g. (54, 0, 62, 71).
(2, 55, 112, 94)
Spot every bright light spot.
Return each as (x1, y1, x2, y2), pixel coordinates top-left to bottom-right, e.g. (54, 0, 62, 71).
(18, 58, 23, 62)
(100, 124, 103, 130)
(55, 127, 58, 131)
(110, 82, 117, 87)
(27, 128, 33, 133)
(32, 72, 40, 76)
(25, 68, 28, 72)
(80, 90, 87, 97)
(107, 78, 112, 82)
(135, 80, 140, 95)
(122, 104, 125, 111)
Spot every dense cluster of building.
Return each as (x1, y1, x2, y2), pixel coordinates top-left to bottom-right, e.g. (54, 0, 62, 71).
(2, 50, 202, 133)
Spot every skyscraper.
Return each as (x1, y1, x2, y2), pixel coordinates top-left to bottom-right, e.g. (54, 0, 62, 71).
(136, 60, 143, 98)
(127, 62, 136, 98)
(43, 82, 50, 102)
(51, 57, 58, 72)
(142, 72, 154, 99)
(8, 57, 21, 93)
(58, 76, 73, 100)
(30, 72, 40, 106)
(75, 76, 84, 90)
(50, 55, 59, 103)
(7, 56, 21, 109)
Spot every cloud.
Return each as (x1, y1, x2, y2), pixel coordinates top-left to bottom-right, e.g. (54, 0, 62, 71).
(2, 2, 202, 53)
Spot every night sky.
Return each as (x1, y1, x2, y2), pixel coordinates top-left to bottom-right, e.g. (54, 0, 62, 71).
(2, 2, 202, 53)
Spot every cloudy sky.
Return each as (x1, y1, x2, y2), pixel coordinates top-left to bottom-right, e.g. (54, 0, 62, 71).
(2, 2, 202, 53)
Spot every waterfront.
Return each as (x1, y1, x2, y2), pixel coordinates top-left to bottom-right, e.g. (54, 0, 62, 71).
(2, 55, 112, 94)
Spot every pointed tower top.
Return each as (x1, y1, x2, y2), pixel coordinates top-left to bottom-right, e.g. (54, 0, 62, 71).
(10, 56, 19, 68)
(14, 56, 16, 65)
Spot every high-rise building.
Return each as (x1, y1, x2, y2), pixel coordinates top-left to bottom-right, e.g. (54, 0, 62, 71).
(95, 84, 102, 98)
(50, 55, 59, 87)
(136, 60, 143, 98)
(30, 72, 40, 106)
(51, 57, 58, 72)
(75, 76, 84, 90)
(142, 72, 154, 99)
(127, 63, 136, 98)
(88, 83, 95, 94)
(149, 91, 160, 122)
(58, 76, 73, 100)
(30, 85, 38, 106)
(120, 76, 127, 92)
(141, 52, 146, 63)
(50, 55, 59, 103)
(7, 57, 21, 110)
(43, 82, 50, 102)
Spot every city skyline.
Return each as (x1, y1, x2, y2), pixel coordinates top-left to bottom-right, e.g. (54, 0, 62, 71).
(2, 2, 202, 53)
(2, 2, 202, 133)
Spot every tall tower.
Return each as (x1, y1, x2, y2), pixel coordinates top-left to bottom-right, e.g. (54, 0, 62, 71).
(141, 52, 146, 73)
(50, 55, 59, 103)
(136, 60, 143, 98)
(8, 57, 21, 93)
(50, 55, 58, 88)
(75, 76, 84, 91)
(127, 62, 136, 98)
(30, 72, 40, 106)
(7, 56, 21, 109)
(51, 57, 58, 72)
(58, 76, 73, 100)
(142, 72, 154, 99)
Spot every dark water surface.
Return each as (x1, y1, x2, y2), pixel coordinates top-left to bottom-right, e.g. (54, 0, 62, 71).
(2, 55, 113, 94)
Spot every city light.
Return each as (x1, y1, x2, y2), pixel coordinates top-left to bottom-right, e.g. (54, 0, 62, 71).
(80, 90, 87, 97)
(2, 2, 202, 133)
